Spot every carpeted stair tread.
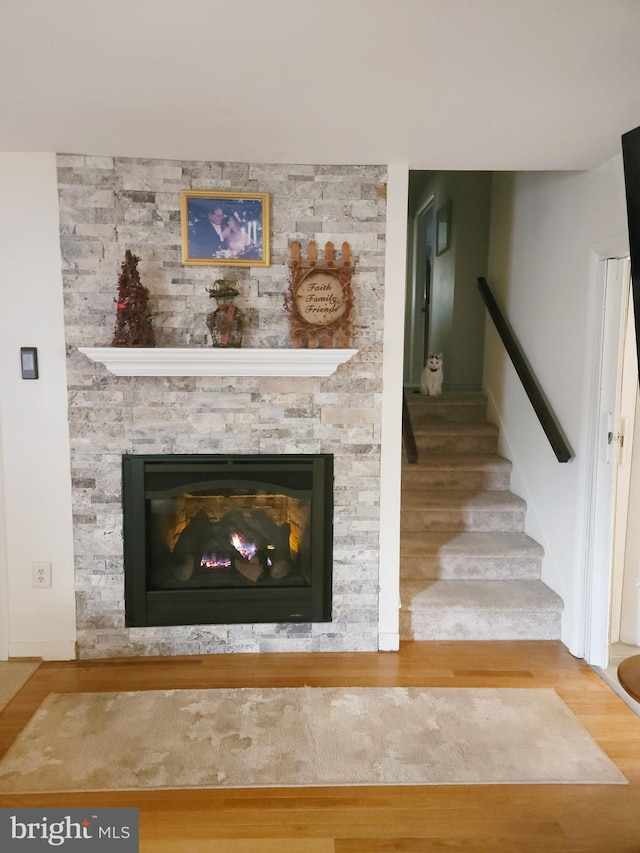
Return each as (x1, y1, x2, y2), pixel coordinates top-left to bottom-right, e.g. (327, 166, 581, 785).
(406, 393, 488, 423)
(401, 454, 513, 491)
(401, 489, 526, 511)
(401, 489, 526, 533)
(400, 530, 544, 580)
(400, 530, 544, 559)
(400, 579, 563, 640)
(409, 421, 499, 454)
(406, 393, 487, 410)
(407, 392, 487, 404)
(402, 454, 511, 472)
(401, 579, 563, 612)
(412, 421, 498, 437)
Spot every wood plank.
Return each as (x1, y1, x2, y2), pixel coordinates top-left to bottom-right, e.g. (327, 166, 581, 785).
(141, 843, 334, 853)
(0, 641, 639, 852)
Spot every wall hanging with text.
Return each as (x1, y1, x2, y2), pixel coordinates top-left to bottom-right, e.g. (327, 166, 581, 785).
(286, 240, 355, 348)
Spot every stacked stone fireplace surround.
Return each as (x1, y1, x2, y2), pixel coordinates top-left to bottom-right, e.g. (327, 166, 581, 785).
(57, 155, 387, 658)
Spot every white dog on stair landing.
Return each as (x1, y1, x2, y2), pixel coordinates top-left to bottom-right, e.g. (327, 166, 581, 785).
(420, 353, 443, 396)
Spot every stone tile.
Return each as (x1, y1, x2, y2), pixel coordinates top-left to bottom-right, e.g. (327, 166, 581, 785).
(60, 155, 386, 658)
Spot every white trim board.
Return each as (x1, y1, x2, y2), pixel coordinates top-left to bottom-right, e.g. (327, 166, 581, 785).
(581, 236, 631, 666)
(377, 164, 409, 651)
(78, 347, 358, 377)
(8, 641, 75, 661)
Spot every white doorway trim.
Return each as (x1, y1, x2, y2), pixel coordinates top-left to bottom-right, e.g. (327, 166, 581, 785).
(412, 196, 435, 373)
(609, 276, 636, 644)
(0, 412, 9, 660)
(404, 193, 435, 388)
(583, 239, 631, 667)
(378, 163, 409, 651)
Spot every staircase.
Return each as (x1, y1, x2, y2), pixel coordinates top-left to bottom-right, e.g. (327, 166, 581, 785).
(400, 392, 563, 641)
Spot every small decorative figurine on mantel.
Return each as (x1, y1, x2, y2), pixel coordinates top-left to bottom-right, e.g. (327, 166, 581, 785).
(111, 250, 155, 347)
(206, 279, 245, 347)
(286, 240, 355, 348)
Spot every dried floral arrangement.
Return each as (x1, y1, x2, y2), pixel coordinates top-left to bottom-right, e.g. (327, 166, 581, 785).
(111, 250, 155, 347)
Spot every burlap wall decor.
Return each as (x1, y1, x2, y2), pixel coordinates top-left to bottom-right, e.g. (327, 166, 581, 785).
(285, 240, 355, 348)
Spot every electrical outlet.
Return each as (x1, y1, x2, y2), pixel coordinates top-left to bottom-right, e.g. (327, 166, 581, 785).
(32, 562, 51, 588)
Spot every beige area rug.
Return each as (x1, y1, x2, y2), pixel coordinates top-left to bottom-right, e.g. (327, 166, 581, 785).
(0, 661, 40, 713)
(0, 686, 626, 792)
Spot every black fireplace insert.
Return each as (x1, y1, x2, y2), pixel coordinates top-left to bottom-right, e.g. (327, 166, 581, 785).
(123, 454, 333, 627)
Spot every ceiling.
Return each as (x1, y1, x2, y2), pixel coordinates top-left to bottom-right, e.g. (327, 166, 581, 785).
(2, 0, 640, 170)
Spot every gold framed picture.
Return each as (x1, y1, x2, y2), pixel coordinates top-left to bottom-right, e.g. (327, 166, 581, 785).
(180, 190, 270, 267)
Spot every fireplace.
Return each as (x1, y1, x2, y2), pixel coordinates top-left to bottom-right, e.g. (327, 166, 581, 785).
(123, 454, 333, 627)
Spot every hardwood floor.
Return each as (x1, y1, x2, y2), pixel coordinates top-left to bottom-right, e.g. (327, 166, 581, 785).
(1, 641, 640, 852)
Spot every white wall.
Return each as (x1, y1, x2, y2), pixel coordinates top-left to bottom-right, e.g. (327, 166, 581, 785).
(484, 154, 628, 654)
(0, 413, 8, 659)
(621, 389, 640, 645)
(450, 172, 491, 389)
(0, 153, 76, 659)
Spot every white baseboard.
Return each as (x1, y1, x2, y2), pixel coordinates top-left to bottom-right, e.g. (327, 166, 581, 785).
(9, 640, 76, 661)
(378, 632, 400, 651)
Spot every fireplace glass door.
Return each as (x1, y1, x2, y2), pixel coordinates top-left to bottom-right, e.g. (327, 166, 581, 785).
(123, 454, 333, 627)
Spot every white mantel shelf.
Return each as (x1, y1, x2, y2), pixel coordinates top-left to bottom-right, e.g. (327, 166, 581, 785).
(78, 347, 358, 377)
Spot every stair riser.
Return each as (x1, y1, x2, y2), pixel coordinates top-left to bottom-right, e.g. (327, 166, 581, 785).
(400, 556, 542, 580)
(408, 404, 488, 424)
(399, 610, 561, 641)
(401, 509, 525, 533)
(402, 470, 511, 490)
(414, 435, 498, 454)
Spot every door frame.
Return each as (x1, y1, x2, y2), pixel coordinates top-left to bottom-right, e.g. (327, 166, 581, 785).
(378, 163, 409, 651)
(0, 412, 9, 660)
(416, 197, 435, 367)
(404, 194, 435, 388)
(583, 245, 631, 666)
(609, 275, 637, 644)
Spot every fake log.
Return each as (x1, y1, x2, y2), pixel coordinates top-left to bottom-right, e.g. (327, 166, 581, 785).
(171, 508, 293, 582)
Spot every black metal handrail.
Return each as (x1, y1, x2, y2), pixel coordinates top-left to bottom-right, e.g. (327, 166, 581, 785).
(402, 388, 418, 464)
(477, 277, 573, 463)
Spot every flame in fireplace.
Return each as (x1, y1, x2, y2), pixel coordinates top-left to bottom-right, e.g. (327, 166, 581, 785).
(231, 532, 257, 561)
(201, 555, 232, 570)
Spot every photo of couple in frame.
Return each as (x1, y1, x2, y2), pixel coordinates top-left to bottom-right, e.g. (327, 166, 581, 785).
(180, 190, 270, 267)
